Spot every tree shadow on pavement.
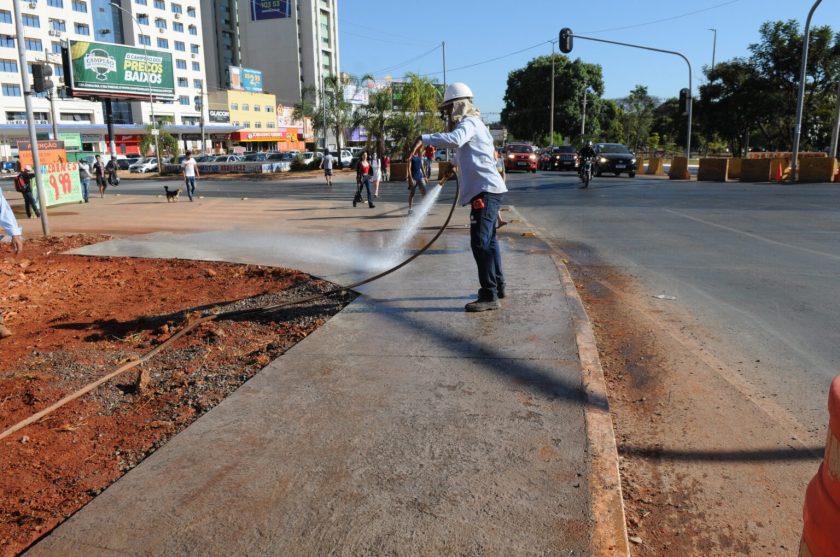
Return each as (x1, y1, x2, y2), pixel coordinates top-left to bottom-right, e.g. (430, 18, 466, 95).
(619, 444, 823, 462)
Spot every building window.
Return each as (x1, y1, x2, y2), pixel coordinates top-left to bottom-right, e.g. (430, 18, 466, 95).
(0, 10, 11, 24)
(138, 34, 151, 46)
(243, 121, 250, 128)
(51, 41, 61, 54)
(72, 0, 87, 13)
(23, 14, 40, 28)
(25, 38, 43, 51)
(241, 104, 249, 111)
(193, 78, 201, 89)
(135, 0, 147, 4)
(157, 37, 168, 48)
(173, 22, 183, 32)
(2, 83, 22, 97)
(0, 59, 17, 72)
(254, 105, 261, 112)
(7, 111, 50, 121)
(171, 3, 182, 14)
(186, 6, 195, 17)
(175, 59, 187, 69)
(232, 121, 239, 126)
(174, 41, 185, 51)
(154, 0, 165, 9)
(190, 44, 199, 54)
(179, 96, 189, 105)
(54, 64, 63, 77)
(182, 116, 199, 125)
(0, 36, 15, 48)
(50, 19, 66, 32)
(47, 0, 64, 7)
(188, 24, 197, 36)
(177, 77, 187, 87)
(265, 105, 273, 112)
(155, 18, 166, 29)
(254, 122, 261, 128)
(61, 112, 92, 121)
(137, 13, 149, 24)
(74, 23, 90, 35)
(191, 61, 200, 71)
(230, 103, 238, 110)
(267, 121, 275, 128)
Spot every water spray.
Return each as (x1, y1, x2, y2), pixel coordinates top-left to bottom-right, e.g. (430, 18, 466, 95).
(0, 178, 461, 441)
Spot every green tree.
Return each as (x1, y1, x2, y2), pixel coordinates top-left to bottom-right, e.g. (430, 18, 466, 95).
(617, 85, 657, 152)
(388, 72, 443, 156)
(139, 124, 178, 158)
(354, 86, 392, 156)
(501, 55, 605, 144)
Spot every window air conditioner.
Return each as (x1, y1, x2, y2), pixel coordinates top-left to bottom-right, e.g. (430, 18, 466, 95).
(159, 27, 165, 33)
(29, 2, 37, 9)
(174, 13, 181, 19)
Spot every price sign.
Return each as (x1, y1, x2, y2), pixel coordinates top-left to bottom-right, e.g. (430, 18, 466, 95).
(39, 162, 83, 207)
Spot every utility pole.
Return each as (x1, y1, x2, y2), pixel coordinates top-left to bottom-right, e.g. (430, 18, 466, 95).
(581, 88, 587, 137)
(44, 48, 59, 141)
(196, 82, 206, 155)
(791, 0, 824, 182)
(13, 0, 49, 235)
(549, 41, 555, 146)
(442, 41, 447, 89)
(830, 82, 840, 161)
(708, 28, 717, 71)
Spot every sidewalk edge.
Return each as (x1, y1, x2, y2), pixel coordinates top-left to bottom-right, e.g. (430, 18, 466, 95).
(508, 207, 630, 557)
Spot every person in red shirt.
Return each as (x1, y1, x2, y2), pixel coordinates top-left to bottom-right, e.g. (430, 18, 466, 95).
(423, 144, 435, 178)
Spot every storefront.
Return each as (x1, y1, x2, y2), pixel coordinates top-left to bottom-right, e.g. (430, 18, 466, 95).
(104, 134, 144, 156)
(229, 131, 286, 152)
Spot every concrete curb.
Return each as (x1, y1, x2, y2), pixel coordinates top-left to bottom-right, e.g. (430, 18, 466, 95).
(508, 207, 631, 557)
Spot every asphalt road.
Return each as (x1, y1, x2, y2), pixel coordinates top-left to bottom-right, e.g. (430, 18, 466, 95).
(115, 169, 836, 436)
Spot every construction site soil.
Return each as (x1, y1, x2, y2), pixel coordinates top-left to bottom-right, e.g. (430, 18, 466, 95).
(0, 235, 352, 556)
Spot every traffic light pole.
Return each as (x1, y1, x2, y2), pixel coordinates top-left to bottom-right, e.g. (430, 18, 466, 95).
(565, 31, 693, 160)
(13, 0, 49, 236)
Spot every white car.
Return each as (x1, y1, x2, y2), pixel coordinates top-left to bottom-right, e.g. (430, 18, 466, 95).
(211, 155, 244, 163)
(301, 152, 319, 165)
(128, 157, 157, 173)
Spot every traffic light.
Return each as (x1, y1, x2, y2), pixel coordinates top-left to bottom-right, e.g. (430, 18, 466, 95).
(32, 63, 54, 93)
(679, 88, 690, 115)
(559, 28, 574, 54)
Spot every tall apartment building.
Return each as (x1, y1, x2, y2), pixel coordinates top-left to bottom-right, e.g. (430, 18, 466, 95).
(0, 0, 218, 155)
(201, 0, 339, 107)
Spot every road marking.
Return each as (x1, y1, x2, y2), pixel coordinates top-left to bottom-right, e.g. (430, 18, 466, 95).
(664, 208, 840, 262)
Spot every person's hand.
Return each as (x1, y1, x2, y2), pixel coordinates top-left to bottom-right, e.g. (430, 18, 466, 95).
(11, 235, 23, 254)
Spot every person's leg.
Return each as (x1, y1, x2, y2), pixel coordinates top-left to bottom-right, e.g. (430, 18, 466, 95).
(23, 190, 33, 218)
(408, 186, 415, 213)
(373, 178, 380, 197)
(364, 177, 374, 207)
(488, 194, 506, 298)
(82, 178, 89, 202)
(466, 193, 502, 311)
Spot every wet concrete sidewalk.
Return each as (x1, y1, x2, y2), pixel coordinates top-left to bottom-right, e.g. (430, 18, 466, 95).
(22, 194, 598, 555)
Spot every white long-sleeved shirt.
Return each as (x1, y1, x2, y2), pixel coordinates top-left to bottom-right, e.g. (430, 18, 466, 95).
(422, 116, 507, 206)
(0, 187, 22, 238)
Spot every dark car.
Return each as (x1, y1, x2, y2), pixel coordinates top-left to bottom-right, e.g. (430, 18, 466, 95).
(594, 143, 637, 177)
(243, 153, 269, 162)
(504, 143, 537, 172)
(541, 145, 577, 171)
(266, 153, 293, 162)
(116, 157, 140, 170)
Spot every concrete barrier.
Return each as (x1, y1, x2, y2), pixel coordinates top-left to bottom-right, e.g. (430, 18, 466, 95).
(390, 162, 408, 182)
(729, 158, 742, 180)
(698, 158, 729, 181)
(799, 374, 840, 557)
(645, 158, 665, 176)
(636, 157, 645, 174)
(739, 158, 773, 182)
(798, 157, 838, 183)
(668, 156, 690, 180)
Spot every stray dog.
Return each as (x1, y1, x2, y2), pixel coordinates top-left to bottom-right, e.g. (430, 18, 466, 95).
(164, 185, 181, 202)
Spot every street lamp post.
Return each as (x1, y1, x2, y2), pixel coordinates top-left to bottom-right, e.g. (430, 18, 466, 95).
(791, 0, 824, 182)
(708, 28, 717, 71)
(549, 40, 555, 146)
(109, 2, 160, 171)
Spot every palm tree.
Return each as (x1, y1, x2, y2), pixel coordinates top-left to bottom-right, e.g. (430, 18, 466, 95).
(354, 86, 391, 157)
(388, 73, 444, 156)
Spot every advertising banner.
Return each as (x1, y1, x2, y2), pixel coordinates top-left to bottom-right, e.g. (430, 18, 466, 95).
(209, 110, 231, 123)
(67, 40, 175, 100)
(17, 140, 67, 168)
(39, 162, 83, 207)
(58, 132, 83, 151)
(229, 66, 263, 93)
(250, 0, 291, 20)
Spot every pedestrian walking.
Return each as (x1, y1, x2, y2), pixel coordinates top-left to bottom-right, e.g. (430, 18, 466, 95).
(93, 154, 107, 198)
(78, 159, 91, 203)
(14, 166, 40, 219)
(415, 82, 508, 312)
(371, 152, 382, 198)
(353, 151, 375, 208)
(423, 144, 435, 178)
(407, 144, 427, 215)
(320, 150, 334, 186)
(106, 156, 120, 188)
(182, 151, 199, 201)
(0, 186, 23, 338)
(382, 154, 390, 182)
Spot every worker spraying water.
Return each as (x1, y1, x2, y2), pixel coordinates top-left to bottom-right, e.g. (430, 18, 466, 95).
(413, 82, 508, 312)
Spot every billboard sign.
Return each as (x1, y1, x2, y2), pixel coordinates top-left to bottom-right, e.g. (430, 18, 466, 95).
(250, 0, 291, 20)
(58, 132, 82, 151)
(67, 40, 175, 100)
(209, 109, 231, 123)
(229, 66, 264, 93)
(40, 163, 83, 207)
(17, 140, 67, 168)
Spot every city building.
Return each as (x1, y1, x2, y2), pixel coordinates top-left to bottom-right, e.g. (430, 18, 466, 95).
(201, 0, 340, 107)
(0, 0, 235, 157)
(208, 88, 282, 152)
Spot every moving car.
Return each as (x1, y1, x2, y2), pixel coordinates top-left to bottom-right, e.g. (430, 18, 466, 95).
(128, 157, 157, 173)
(540, 145, 577, 171)
(504, 143, 538, 173)
(593, 143, 637, 177)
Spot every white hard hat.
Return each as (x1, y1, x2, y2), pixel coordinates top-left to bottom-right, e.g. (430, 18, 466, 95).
(441, 82, 474, 106)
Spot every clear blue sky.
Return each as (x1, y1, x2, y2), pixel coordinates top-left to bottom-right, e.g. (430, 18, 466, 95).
(338, 0, 840, 120)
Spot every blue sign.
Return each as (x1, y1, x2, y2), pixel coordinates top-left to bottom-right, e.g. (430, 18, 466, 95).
(229, 66, 263, 93)
(251, 0, 291, 20)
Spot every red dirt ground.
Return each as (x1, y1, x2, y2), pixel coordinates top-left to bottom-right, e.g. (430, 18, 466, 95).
(0, 235, 352, 556)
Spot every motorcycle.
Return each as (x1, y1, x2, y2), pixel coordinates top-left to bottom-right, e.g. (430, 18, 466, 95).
(579, 156, 595, 189)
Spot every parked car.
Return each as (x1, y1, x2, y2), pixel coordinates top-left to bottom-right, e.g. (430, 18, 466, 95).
(116, 156, 140, 170)
(194, 155, 215, 162)
(503, 143, 537, 173)
(540, 145, 578, 171)
(243, 153, 269, 162)
(212, 155, 244, 163)
(434, 149, 447, 161)
(266, 153, 294, 162)
(329, 149, 351, 167)
(593, 143, 637, 177)
(128, 157, 158, 173)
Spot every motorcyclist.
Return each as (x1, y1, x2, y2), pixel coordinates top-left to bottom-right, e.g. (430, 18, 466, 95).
(577, 140, 597, 186)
